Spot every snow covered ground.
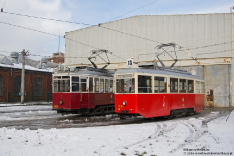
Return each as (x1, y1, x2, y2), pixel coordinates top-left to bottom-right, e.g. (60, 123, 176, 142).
(0, 106, 233, 156)
(0, 105, 59, 121)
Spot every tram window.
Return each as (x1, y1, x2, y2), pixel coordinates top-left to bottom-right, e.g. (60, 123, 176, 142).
(170, 78, 178, 93)
(138, 75, 152, 93)
(54, 80, 58, 92)
(196, 81, 200, 93)
(110, 80, 113, 93)
(105, 79, 109, 93)
(81, 79, 87, 92)
(116, 78, 135, 93)
(188, 80, 194, 93)
(154, 77, 167, 93)
(201, 82, 205, 93)
(54, 79, 70, 92)
(179, 79, 187, 93)
(89, 77, 93, 93)
(100, 79, 104, 93)
(72, 77, 79, 92)
(94, 78, 99, 93)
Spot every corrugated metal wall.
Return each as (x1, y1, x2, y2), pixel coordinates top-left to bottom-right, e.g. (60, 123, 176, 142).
(65, 13, 233, 66)
(205, 65, 231, 107)
(176, 65, 230, 107)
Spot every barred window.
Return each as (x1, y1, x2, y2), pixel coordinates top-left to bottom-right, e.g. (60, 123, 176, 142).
(0, 76, 2, 96)
(14, 76, 21, 96)
(34, 78, 42, 96)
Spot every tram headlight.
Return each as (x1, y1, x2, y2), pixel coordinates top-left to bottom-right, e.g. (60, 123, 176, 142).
(59, 100, 63, 105)
(122, 101, 126, 106)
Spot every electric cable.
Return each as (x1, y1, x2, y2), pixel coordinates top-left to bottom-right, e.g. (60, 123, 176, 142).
(107, 0, 159, 22)
(1, 11, 93, 26)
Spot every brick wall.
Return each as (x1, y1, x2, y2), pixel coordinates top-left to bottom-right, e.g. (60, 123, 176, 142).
(0, 66, 52, 102)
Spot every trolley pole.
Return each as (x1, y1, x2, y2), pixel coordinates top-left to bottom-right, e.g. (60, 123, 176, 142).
(20, 49, 28, 104)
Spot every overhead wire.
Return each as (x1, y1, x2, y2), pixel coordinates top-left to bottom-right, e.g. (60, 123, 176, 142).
(1, 3, 233, 64)
(3, 10, 233, 50)
(0, 21, 100, 50)
(1, 18, 232, 63)
(1, 9, 233, 49)
(1, 10, 163, 44)
(107, 0, 159, 22)
(1, 11, 93, 26)
(26, 37, 59, 49)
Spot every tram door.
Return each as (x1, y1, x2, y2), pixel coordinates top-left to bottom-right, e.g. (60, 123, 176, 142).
(80, 78, 88, 108)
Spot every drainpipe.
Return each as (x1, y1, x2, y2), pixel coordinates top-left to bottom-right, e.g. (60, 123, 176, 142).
(231, 12, 234, 107)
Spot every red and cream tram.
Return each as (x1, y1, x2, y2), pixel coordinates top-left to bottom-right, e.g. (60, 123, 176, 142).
(115, 63, 205, 118)
(52, 66, 115, 115)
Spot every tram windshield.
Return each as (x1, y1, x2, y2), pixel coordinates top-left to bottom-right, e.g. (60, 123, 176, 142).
(53, 75, 113, 93)
(53, 76, 70, 92)
(116, 78, 135, 93)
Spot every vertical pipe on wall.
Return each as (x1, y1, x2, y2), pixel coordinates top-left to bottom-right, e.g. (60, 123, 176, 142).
(231, 13, 234, 107)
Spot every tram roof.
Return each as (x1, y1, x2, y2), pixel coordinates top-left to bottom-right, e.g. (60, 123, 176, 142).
(53, 67, 114, 78)
(115, 68, 203, 80)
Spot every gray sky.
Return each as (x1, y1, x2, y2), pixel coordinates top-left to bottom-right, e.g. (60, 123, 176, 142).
(0, 0, 233, 60)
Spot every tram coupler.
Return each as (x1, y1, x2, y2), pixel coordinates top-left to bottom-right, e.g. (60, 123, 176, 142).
(118, 113, 127, 120)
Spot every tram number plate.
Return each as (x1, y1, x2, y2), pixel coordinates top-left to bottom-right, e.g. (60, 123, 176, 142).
(54, 105, 58, 108)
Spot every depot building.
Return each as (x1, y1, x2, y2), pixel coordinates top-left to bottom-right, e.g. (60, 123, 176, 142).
(64, 13, 234, 107)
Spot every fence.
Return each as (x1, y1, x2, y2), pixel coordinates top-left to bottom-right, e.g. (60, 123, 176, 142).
(8, 92, 53, 103)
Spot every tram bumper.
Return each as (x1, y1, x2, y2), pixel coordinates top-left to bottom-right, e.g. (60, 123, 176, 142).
(120, 110, 129, 114)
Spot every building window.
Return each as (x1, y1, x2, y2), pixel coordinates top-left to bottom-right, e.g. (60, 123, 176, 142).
(0, 76, 2, 96)
(34, 78, 42, 96)
(14, 76, 21, 96)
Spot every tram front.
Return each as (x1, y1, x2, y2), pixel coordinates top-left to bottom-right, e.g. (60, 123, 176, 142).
(115, 72, 137, 116)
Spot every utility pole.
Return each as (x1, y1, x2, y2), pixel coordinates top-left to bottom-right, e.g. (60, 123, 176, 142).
(21, 49, 29, 104)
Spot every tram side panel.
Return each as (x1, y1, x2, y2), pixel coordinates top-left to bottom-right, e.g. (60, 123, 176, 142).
(169, 94, 179, 111)
(89, 93, 115, 109)
(173, 94, 195, 110)
(137, 94, 170, 118)
(80, 93, 88, 109)
(115, 94, 138, 114)
(53, 93, 81, 111)
(194, 94, 204, 112)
